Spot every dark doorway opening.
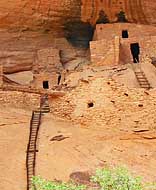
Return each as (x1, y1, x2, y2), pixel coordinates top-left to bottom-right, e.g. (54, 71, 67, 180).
(43, 81, 49, 89)
(130, 43, 140, 63)
(58, 74, 61, 85)
(122, 30, 128, 38)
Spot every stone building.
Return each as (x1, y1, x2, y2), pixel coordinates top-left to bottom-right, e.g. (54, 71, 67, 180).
(90, 23, 156, 66)
(32, 47, 63, 89)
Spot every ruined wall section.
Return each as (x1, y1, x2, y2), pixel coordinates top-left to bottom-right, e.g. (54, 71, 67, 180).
(0, 91, 40, 110)
(49, 78, 156, 129)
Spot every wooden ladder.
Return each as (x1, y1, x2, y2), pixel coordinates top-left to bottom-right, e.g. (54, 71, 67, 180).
(134, 71, 151, 90)
(26, 110, 41, 190)
(40, 94, 50, 113)
(26, 94, 50, 190)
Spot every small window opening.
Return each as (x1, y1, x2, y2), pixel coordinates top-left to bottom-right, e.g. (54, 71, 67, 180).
(43, 81, 49, 89)
(122, 30, 128, 38)
(130, 43, 140, 63)
(87, 102, 94, 108)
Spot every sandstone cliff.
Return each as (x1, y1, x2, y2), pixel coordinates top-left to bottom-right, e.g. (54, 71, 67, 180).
(0, 0, 81, 34)
(1, 0, 156, 34)
(81, 0, 156, 25)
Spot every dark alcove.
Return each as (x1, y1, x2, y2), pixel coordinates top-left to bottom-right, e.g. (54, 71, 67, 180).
(96, 10, 110, 24)
(116, 11, 128, 23)
(64, 20, 94, 48)
(43, 81, 49, 89)
(130, 43, 140, 63)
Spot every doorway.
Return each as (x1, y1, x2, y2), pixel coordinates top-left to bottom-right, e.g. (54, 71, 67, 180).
(130, 43, 140, 63)
(58, 74, 61, 85)
(122, 30, 128, 38)
(43, 81, 49, 89)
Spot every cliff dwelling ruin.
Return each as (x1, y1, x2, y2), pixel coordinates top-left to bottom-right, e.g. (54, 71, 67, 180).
(1, 1, 156, 190)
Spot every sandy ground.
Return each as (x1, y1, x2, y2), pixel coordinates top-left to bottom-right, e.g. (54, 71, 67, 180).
(0, 29, 156, 189)
(0, 107, 156, 190)
(0, 108, 31, 190)
(36, 113, 156, 183)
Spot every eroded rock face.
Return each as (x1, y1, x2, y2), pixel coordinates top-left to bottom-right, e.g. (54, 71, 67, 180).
(1, 0, 156, 33)
(82, 0, 156, 25)
(0, 0, 81, 35)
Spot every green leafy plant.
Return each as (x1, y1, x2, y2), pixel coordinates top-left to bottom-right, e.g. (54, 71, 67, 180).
(32, 167, 156, 190)
(31, 176, 86, 190)
(91, 167, 156, 190)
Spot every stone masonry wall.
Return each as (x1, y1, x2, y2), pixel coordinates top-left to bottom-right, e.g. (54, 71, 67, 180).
(33, 47, 62, 73)
(32, 47, 63, 89)
(0, 90, 40, 110)
(90, 36, 120, 66)
(94, 23, 156, 41)
(91, 23, 156, 66)
(49, 78, 156, 129)
(120, 36, 156, 64)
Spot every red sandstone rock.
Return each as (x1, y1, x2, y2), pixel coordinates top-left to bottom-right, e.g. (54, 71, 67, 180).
(1, 0, 156, 33)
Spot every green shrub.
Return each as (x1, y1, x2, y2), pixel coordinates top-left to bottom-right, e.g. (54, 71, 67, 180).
(31, 176, 86, 190)
(32, 167, 156, 190)
(91, 167, 156, 190)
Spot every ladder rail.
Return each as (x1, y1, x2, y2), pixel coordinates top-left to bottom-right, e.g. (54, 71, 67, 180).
(131, 59, 151, 90)
(26, 94, 50, 190)
(26, 110, 42, 190)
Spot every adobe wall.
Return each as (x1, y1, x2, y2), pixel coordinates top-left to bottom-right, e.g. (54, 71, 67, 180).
(93, 23, 156, 41)
(120, 36, 156, 64)
(90, 36, 120, 66)
(90, 23, 156, 66)
(0, 90, 40, 110)
(32, 73, 59, 89)
(33, 47, 62, 73)
(32, 47, 63, 89)
(49, 77, 156, 127)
